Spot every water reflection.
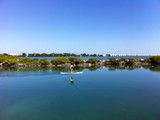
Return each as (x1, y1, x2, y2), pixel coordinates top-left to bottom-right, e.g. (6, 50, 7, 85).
(1, 65, 160, 120)
(70, 72, 74, 85)
(149, 65, 160, 72)
(0, 65, 160, 78)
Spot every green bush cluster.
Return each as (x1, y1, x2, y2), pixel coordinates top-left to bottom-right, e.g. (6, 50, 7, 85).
(20, 58, 33, 64)
(1, 55, 160, 68)
(69, 58, 84, 64)
(86, 58, 100, 64)
(127, 58, 139, 64)
(39, 59, 50, 65)
(20, 58, 50, 65)
(0, 55, 51, 66)
(150, 56, 160, 64)
(108, 58, 119, 64)
(51, 58, 70, 65)
(108, 58, 125, 64)
(0, 55, 19, 65)
(32, 59, 40, 65)
(143, 59, 151, 63)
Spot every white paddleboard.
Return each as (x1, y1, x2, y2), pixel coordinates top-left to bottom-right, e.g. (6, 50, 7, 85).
(60, 72, 83, 74)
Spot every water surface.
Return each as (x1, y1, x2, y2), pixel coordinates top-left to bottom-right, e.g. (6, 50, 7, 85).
(0, 67, 160, 120)
(27, 56, 150, 61)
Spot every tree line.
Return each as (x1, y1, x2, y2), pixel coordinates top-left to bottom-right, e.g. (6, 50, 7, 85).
(19, 53, 109, 57)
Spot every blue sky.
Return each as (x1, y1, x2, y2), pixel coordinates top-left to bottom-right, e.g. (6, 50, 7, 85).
(0, 0, 160, 54)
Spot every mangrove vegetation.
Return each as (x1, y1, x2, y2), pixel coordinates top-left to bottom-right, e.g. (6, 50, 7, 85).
(0, 54, 160, 69)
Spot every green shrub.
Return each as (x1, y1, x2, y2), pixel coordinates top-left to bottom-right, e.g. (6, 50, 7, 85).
(74, 58, 84, 64)
(143, 59, 151, 63)
(0, 55, 19, 65)
(109, 58, 116, 62)
(0, 55, 6, 63)
(108, 58, 120, 64)
(68, 58, 75, 63)
(128, 58, 134, 63)
(20, 58, 32, 64)
(32, 59, 40, 65)
(5, 58, 18, 65)
(135, 59, 140, 62)
(51, 57, 70, 65)
(86, 58, 100, 64)
(150, 56, 160, 64)
(69, 58, 84, 64)
(39, 59, 50, 65)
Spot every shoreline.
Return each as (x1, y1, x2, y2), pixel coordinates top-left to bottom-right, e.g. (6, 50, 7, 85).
(0, 61, 154, 69)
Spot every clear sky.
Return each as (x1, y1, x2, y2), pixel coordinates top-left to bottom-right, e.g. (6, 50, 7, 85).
(0, 0, 160, 54)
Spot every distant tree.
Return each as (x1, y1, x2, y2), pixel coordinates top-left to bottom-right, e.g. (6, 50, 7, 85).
(90, 54, 97, 57)
(35, 53, 41, 57)
(98, 55, 103, 57)
(28, 53, 35, 57)
(3, 53, 9, 56)
(80, 53, 89, 57)
(22, 53, 27, 57)
(40, 53, 48, 57)
(63, 53, 71, 56)
(54, 53, 63, 57)
(50, 53, 55, 57)
(71, 53, 78, 56)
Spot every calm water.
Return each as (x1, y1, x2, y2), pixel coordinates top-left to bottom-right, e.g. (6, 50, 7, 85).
(27, 56, 151, 61)
(0, 66, 160, 120)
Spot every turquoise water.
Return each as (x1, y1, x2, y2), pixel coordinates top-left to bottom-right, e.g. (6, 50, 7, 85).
(0, 67, 160, 120)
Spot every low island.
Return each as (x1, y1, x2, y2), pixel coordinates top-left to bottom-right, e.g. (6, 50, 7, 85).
(0, 54, 160, 69)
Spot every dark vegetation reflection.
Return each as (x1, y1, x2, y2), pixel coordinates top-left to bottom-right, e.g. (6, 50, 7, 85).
(0, 65, 160, 77)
